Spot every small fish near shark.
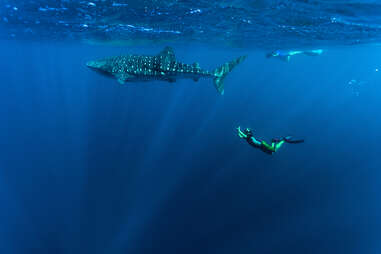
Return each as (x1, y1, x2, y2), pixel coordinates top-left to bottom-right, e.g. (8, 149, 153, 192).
(86, 46, 246, 95)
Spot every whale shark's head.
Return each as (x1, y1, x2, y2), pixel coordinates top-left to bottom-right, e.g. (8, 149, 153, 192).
(86, 59, 113, 77)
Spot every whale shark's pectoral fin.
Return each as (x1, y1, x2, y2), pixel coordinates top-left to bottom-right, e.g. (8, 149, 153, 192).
(192, 63, 200, 82)
(115, 73, 132, 84)
(118, 79, 126, 84)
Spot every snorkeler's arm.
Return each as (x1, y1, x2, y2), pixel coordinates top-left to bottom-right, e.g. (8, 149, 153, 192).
(250, 136, 262, 146)
(237, 126, 247, 139)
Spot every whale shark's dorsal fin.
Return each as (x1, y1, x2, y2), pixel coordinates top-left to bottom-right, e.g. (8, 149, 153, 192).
(158, 46, 176, 70)
(158, 46, 176, 62)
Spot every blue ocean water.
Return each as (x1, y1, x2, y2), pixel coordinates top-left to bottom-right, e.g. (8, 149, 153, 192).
(1, 1, 381, 254)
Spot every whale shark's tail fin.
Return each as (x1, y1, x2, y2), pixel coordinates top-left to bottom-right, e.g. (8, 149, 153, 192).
(213, 56, 246, 95)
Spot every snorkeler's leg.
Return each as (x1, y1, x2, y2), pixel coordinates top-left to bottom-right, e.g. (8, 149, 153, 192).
(261, 141, 276, 153)
(274, 140, 285, 152)
(304, 49, 323, 56)
(267, 139, 285, 152)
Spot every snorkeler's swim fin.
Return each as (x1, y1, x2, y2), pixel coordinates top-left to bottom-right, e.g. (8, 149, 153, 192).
(283, 136, 304, 144)
(304, 49, 323, 56)
(213, 55, 246, 95)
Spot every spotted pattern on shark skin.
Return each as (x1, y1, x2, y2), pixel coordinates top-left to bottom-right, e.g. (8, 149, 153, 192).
(86, 47, 246, 94)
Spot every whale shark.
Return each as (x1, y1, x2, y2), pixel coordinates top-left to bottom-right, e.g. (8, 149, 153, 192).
(86, 47, 246, 95)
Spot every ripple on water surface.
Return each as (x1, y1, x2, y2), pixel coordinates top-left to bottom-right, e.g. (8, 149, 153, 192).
(1, 0, 381, 48)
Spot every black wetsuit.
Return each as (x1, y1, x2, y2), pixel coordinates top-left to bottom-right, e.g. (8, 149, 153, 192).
(245, 132, 275, 155)
(242, 129, 304, 154)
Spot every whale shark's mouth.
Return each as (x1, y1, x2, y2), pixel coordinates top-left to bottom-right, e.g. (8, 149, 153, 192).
(86, 60, 113, 77)
(86, 60, 105, 69)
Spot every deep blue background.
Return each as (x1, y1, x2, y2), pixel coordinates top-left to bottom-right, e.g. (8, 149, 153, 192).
(0, 41, 381, 254)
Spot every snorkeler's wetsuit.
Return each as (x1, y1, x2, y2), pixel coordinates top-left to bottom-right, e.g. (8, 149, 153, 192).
(245, 132, 277, 155)
(244, 131, 304, 155)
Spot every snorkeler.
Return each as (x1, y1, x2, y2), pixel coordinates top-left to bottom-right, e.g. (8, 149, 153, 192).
(266, 49, 323, 62)
(237, 127, 304, 155)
